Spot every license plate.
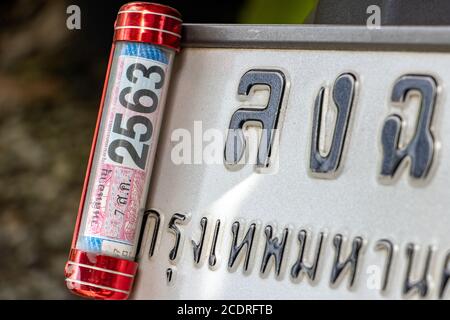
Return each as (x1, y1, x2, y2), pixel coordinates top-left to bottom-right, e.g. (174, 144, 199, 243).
(132, 24, 450, 299)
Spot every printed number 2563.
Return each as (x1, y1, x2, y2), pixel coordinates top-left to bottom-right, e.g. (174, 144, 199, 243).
(108, 62, 165, 170)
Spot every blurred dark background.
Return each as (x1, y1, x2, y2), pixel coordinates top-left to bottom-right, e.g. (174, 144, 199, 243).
(0, 0, 317, 299)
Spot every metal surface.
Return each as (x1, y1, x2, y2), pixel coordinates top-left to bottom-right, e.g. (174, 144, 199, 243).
(181, 24, 450, 51)
(131, 25, 450, 299)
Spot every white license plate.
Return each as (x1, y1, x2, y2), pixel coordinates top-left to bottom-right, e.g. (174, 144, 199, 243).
(132, 25, 450, 300)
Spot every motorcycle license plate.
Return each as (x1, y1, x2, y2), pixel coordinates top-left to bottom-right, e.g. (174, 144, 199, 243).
(132, 24, 450, 299)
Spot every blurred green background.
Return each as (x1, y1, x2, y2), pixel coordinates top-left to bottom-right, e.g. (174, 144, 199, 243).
(0, 0, 317, 299)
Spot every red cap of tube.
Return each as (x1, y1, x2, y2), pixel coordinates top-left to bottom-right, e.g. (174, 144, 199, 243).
(114, 2, 183, 52)
(65, 249, 138, 300)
